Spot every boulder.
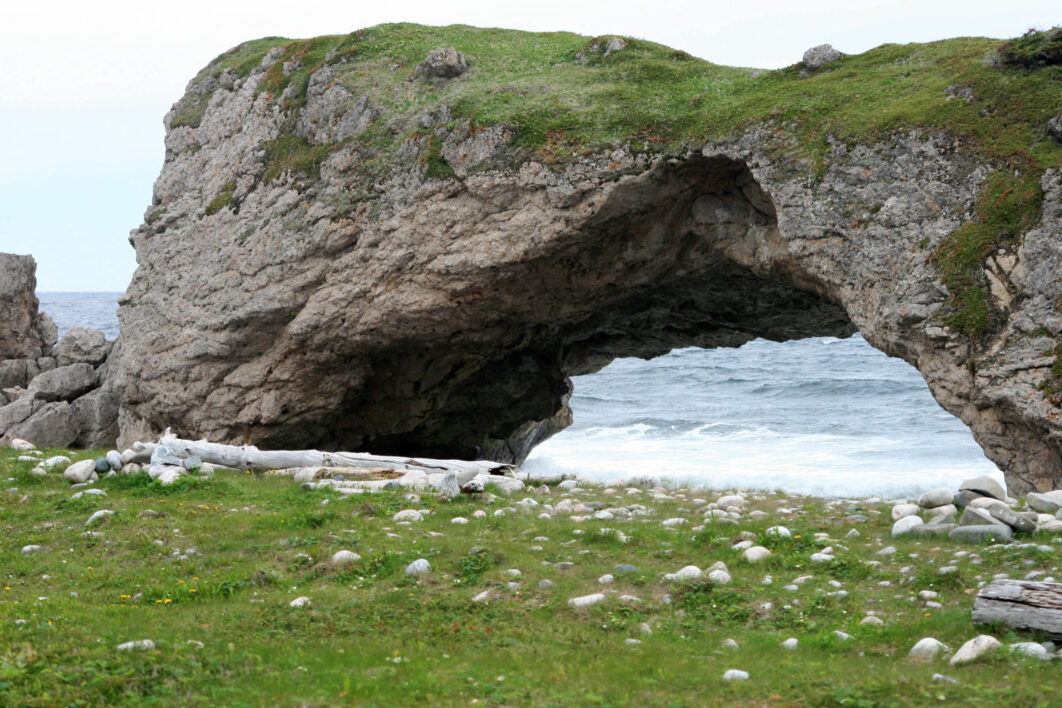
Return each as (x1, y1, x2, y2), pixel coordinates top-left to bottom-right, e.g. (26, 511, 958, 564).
(1049, 113, 1062, 142)
(988, 504, 1036, 533)
(0, 359, 35, 389)
(54, 327, 112, 367)
(0, 396, 38, 433)
(949, 635, 1001, 665)
(892, 515, 924, 537)
(64, 459, 98, 484)
(959, 476, 1006, 501)
(949, 524, 1013, 544)
(1026, 492, 1061, 514)
(958, 507, 998, 526)
(25, 364, 97, 402)
(918, 488, 954, 509)
(802, 44, 842, 70)
(0, 254, 51, 359)
(72, 388, 120, 448)
(418, 48, 467, 78)
(3, 401, 78, 447)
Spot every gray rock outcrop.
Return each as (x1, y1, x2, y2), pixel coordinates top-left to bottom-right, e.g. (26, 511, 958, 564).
(802, 44, 842, 70)
(106, 31, 1062, 493)
(418, 48, 468, 78)
(0, 254, 56, 361)
(0, 255, 119, 448)
(1049, 113, 1062, 142)
(55, 327, 113, 367)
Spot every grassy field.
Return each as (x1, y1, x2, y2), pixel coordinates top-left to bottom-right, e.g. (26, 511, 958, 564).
(1, 445, 1059, 706)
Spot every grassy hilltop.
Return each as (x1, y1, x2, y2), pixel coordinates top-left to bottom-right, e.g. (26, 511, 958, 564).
(179, 23, 1062, 171)
(1, 446, 1060, 705)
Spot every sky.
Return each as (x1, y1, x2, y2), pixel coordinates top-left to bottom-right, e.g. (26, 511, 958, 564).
(1, 0, 1058, 291)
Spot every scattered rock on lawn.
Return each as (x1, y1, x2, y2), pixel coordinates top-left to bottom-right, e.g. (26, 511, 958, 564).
(63, 459, 97, 484)
(891, 503, 919, 520)
(742, 546, 771, 563)
(567, 593, 606, 608)
(405, 559, 431, 576)
(393, 509, 423, 522)
(722, 669, 749, 681)
(664, 565, 702, 582)
(907, 637, 949, 661)
(949, 524, 1013, 544)
(892, 515, 924, 537)
(781, 637, 799, 650)
(331, 550, 361, 566)
(116, 639, 155, 651)
(85, 509, 114, 526)
(950, 635, 1001, 665)
(433, 471, 460, 499)
(1009, 642, 1052, 660)
(289, 596, 312, 608)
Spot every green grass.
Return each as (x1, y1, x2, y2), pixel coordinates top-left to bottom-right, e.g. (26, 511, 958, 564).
(930, 170, 1045, 339)
(203, 180, 237, 216)
(2, 445, 1060, 705)
(180, 24, 1062, 169)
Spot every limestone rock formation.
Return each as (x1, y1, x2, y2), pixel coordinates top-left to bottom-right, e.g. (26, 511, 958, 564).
(0, 254, 119, 448)
(802, 44, 842, 70)
(0, 254, 57, 362)
(112, 26, 1062, 492)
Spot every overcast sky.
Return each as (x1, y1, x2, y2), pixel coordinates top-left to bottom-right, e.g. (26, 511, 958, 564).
(1, 0, 1057, 291)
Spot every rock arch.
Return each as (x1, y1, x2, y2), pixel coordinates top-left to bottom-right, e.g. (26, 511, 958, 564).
(116, 121, 1062, 493)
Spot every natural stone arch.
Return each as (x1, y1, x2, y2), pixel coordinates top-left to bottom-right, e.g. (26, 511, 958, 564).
(341, 155, 858, 463)
(117, 127, 1062, 494)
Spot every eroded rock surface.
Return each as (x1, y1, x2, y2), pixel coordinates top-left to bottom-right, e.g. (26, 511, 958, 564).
(0, 254, 119, 448)
(112, 37, 1062, 492)
(0, 254, 57, 361)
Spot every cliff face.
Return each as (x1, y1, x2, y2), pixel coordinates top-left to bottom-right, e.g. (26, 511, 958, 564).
(115, 25, 1062, 492)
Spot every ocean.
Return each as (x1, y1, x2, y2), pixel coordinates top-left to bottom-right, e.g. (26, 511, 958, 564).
(38, 292, 1003, 498)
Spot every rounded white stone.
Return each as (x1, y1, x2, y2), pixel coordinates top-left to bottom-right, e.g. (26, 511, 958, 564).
(331, 550, 361, 566)
(567, 593, 606, 608)
(742, 545, 772, 563)
(405, 559, 431, 577)
(892, 515, 924, 537)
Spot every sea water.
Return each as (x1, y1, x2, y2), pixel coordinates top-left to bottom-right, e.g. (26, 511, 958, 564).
(525, 337, 1003, 497)
(39, 292, 1003, 498)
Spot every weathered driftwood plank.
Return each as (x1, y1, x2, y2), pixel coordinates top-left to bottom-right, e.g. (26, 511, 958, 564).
(972, 579, 1062, 638)
(158, 431, 510, 482)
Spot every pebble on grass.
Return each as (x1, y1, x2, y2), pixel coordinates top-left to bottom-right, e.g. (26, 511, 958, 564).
(568, 593, 606, 608)
(405, 559, 431, 577)
(722, 669, 749, 681)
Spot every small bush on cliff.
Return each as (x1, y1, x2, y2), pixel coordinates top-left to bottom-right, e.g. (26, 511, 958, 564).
(261, 135, 334, 183)
(997, 27, 1062, 69)
(930, 170, 1044, 339)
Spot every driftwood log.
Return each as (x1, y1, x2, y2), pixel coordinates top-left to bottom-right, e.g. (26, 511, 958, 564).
(158, 430, 511, 483)
(972, 580, 1062, 639)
